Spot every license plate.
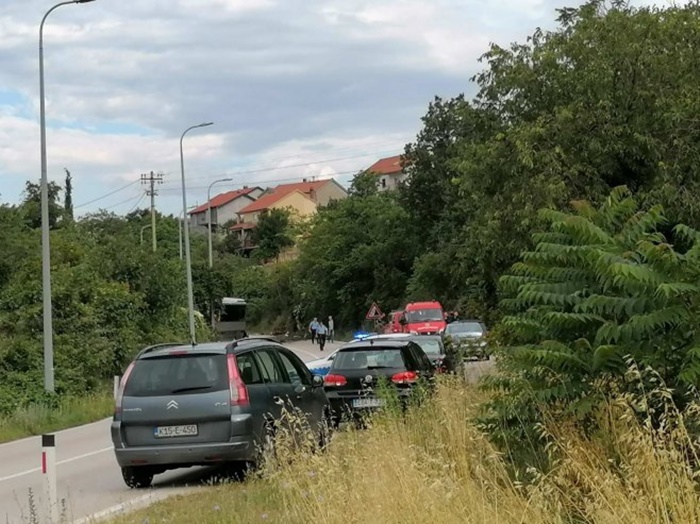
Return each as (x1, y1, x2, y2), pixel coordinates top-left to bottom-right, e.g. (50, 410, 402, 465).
(352, 398, 384, 408)
(154, 424, 198, 438)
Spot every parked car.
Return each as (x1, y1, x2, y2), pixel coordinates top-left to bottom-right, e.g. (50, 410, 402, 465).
(111, 337, 330, 488)
(352, 333, 452, 372)
(323, 339, 435, 426)
(443, 320, 489, 360)
(306, 332, 379, 376)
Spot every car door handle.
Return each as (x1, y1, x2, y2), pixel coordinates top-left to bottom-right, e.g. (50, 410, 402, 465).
(273, 396, 284, 405)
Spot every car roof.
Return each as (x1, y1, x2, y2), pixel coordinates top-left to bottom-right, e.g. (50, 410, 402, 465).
(137, 337, 282, 359)
(339, 339, 413, 351)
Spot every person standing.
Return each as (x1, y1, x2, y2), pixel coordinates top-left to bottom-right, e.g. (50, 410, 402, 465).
(316, 321, 328, 352)
(309, 317, 319, 344)
(328, 315, 335, 343)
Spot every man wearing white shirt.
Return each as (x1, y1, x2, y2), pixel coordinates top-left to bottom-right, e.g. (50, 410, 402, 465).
(328, 316, 335, 343)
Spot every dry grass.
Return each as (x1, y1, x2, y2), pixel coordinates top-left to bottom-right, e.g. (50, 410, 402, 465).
(0, 390, 114, 444)
(113, 378, 700, 524)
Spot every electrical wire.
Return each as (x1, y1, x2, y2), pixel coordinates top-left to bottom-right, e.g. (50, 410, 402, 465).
(73, 179, 140, 209)
(125, 193, 147, 213)
(157, 169, 361, 193)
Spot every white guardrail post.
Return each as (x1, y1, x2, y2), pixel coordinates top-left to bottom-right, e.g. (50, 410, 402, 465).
(42, 433, 58, 523)
(114, 375, 120, 399)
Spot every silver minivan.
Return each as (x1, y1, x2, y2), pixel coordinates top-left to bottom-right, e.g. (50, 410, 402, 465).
(111, 337, 330, 488)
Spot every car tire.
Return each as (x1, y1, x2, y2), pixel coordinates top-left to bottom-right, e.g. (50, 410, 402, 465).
(255, 423, 276, 471)
(121, 466, 154, 489)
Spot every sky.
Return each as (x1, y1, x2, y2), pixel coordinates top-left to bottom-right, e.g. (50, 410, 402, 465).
(0, 0, 668, 217)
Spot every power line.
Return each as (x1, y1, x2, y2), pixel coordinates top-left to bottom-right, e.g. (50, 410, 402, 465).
(126, 193, 147, 213)
(157, 169, 360, 193)
(175, 148, 402, 186)
(73, 179, 140, 209)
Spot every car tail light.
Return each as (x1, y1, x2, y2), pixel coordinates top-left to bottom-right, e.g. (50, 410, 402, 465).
(227, 354, 250, 407)
(324, 374, 347, 387)
(115, 361, 136, 415)
(391, 371, 418, 384)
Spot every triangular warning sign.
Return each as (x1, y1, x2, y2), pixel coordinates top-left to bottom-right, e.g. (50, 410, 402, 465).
(366, 302, 384, 320)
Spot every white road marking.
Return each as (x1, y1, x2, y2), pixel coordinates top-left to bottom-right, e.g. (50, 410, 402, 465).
(0, 446, 113, 483)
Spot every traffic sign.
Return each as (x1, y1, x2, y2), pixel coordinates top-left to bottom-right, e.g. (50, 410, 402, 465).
(365, 302, 384, 320)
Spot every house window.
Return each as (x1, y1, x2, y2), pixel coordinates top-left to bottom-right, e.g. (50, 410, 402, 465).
(381, 178, 387, 188)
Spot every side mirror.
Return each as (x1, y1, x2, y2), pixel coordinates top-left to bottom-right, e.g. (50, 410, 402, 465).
(312, 375, 324, 388)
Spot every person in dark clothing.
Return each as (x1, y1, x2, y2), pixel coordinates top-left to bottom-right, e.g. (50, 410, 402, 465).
(316, 322, 328, 352)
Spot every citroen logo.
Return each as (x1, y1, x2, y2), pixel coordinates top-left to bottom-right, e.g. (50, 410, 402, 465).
(167, 400, 179, 410)
(364, 375, 373, 383)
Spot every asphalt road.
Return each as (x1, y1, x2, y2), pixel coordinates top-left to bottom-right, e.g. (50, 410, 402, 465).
(0, 338, 338, 524)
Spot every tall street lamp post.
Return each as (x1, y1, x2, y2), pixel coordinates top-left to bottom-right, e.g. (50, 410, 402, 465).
(39, 0, 97, 393)
(180, 122, 213, 345)
(207, 178, 232, 329)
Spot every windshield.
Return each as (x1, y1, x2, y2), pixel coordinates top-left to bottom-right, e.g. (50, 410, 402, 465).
(405, 308, 443, 323)
(124, 354, 228, 397)
(446, 322, 484, 335)
(412, 339, 442, 355)
(333, 349, 406, 370)
(220, 304, 246, 322)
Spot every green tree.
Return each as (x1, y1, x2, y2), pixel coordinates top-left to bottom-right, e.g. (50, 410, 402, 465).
(483, 187, 700, 469)
(21, 180, 63, 229)
(64, 169, 74, 221)
(252, 208, 294, 262)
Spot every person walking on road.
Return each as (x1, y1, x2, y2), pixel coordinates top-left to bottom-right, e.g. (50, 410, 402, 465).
(328, 315, 335, 343)
(316, 321, 328, 352)
(309, 317, 320, 345)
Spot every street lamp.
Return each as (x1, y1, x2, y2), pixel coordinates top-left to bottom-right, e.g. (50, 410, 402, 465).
(207, 178, 233, 268)
(39, 0, 97, 393)
(207, 178, 232, 330)
(178, 205, 196, 260)
(180, 122, 213, 345)
(140, 224, 152, 245)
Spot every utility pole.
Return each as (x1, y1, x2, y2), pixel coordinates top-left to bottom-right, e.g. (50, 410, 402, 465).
(141, 171, 163, 252)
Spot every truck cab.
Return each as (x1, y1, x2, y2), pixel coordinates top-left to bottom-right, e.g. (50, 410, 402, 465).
(403, 301, 446, 336)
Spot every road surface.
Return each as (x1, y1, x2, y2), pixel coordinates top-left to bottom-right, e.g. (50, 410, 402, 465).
(0, 339, 337, 524)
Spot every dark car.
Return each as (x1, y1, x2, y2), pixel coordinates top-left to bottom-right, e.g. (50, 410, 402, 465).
(323, 339, 435, 426)
(111, 337, 330, 488)
(443, 320, 489, 360)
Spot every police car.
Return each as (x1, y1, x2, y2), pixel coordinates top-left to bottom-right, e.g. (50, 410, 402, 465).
(305, 331, 377, 376)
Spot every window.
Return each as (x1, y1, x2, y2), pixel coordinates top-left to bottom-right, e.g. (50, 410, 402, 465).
(236, 352, 264, 385)
(254, 349, 285, 383)
(333, 349, 406, 371)
(124, 354, 228, 397)
(381, 178, 387, 188)
(276, 351, 311, 386)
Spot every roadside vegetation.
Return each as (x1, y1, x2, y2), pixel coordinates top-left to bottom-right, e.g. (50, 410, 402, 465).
(0, 388, 113, 444)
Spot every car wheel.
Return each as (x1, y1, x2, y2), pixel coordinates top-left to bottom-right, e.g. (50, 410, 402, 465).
(121, 466, 154, 489)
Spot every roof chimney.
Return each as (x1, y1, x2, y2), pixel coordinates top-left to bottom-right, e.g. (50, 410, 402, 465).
(302, 178, 307, 183)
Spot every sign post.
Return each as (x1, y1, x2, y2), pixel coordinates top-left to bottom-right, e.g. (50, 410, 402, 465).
(365, 302, 384, 321)
(42, 434, 58, 523)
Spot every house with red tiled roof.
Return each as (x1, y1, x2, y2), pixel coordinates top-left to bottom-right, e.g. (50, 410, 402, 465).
(366, 154, 408, 191)
(231, 178, 347, 252)
(188, 186, 264, 233)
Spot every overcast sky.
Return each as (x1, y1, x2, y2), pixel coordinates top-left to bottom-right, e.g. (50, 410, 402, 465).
(0, 0, 666, 217)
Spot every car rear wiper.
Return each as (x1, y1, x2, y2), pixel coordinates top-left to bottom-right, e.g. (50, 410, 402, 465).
(170, 385, 214, 394)
(367, 366, 392, 369)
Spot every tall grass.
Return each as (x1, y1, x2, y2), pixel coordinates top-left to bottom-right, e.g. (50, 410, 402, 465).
(0, 390, 114, 443)
(113, 377, 700, 523)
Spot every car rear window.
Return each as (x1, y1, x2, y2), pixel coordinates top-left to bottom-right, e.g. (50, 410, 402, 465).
(124, 354, 228, 397)
(414, 339, 441, 355)
(333, 349, 406, 370)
